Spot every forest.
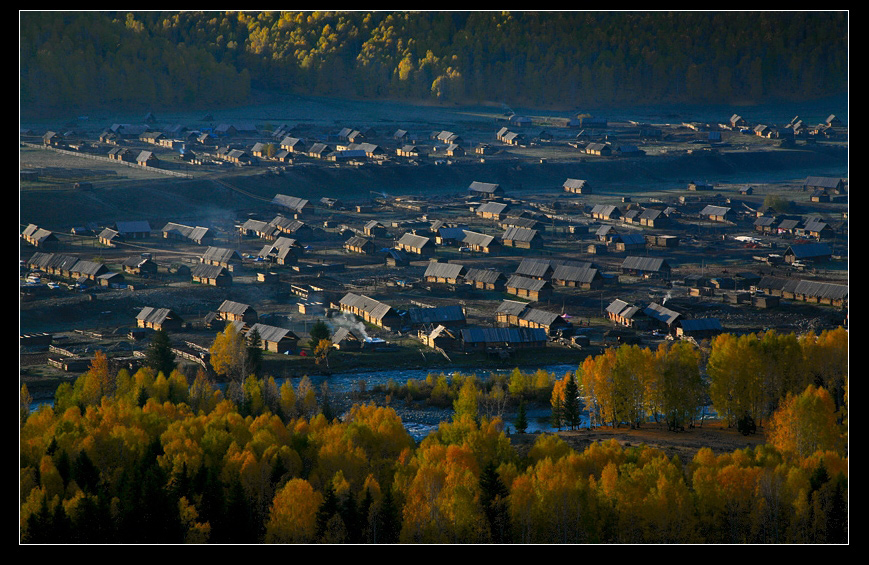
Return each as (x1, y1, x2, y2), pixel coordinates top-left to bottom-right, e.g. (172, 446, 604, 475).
(20, 11, 848, 113)
(19, 328, 848, 543)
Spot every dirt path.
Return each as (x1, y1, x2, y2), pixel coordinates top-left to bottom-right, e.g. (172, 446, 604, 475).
(510, 420, 767, 463)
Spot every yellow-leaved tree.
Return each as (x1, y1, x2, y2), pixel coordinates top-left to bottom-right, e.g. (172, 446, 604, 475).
(265, 478, 322, 543)
(209, 325, 247, 381)
(768, 385, 846, 459)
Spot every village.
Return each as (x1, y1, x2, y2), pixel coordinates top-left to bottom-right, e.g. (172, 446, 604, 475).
(19, 105, 848, 399)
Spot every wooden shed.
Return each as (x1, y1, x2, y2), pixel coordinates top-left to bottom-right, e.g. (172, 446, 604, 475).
(458, 327, 547, 352)
(337, 293, 402, 331)
(246, 323, 299, 353)
(191, 264, 231, 287)
(563, 178, 590, 194)
(136, 307, 184, 332)
(505, 275, 553, 301)
(502, 226, 543, 249)
(424, 261, 466, 284)
(344, 235, 377, 255)
(464, 268, 507, 291)
(217, 300, 258, 324)
(396, 233, 436, 256)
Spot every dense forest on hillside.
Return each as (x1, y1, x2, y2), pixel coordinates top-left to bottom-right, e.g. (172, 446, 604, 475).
(20, 329, 847, 543)
(20, 11, 848, 113)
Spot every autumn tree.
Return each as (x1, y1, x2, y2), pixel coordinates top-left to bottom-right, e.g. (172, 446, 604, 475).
(452, 378, 479, 423)
(265, 478, 322, 543)
(209, 324, 248, 381)
(313, 338, 333, 368)
(652, 341, 705, 431)
(21, 384, 33, 425)
(768, 385, 846, 459)
(297, 376, 319, 419)
(706, 333, 764, 427)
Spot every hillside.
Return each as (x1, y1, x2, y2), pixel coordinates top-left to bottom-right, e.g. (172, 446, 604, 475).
(20, 11, 848, 114)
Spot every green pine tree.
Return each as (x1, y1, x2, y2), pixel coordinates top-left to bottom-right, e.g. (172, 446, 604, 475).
(246, 328, 263, 377)
(145, 329, 176, 377)
(563, 373, 582, 430)
(514, 399, 528, 433)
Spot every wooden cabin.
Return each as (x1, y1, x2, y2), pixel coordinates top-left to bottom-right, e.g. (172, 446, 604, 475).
(505, 275, 553, 301)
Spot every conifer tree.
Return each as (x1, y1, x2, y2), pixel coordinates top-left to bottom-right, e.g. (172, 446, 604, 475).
(514, 399, 528, 434)
(563, 373, 582, 430)
(479, 461, 512, 543)
(246, 328, 263, 377)
(146, 328, 176, 378)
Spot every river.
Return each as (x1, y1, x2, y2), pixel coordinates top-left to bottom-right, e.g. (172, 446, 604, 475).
(27, 364, 584, 442)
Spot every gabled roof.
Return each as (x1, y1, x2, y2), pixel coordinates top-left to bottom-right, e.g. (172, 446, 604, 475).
(464, 268, 505, 285)
(585, 142, 610, 151)
(190, 264, 228, 279)
(242, 219, 274, 234)
(520, 308, 568, 327)
(777, 219, 801, 231)
(551, 264, 600, 284)
(700, 205, 732, 216)
(461, 230, 496, 247)
(785, 243, 832, 259)
(345, 235, 373, 248)
(161, 222, 211, 241)
(397, 232, 433, 248)
(71, 260, 107, 276)
(502, 226, 540, 243)
(622, 256, 670, 272)
(476, 201, 509, 215)
(122, 256, 153, 268)
(615, 233, 646, 246)
(606, 299, 632, 316)
(638, 208, 664, 220)
(590, 204, 619, 217)
(792, 280, 848, 300)
(803, 176, 844, 189)
(218, 300, 254, 317)
(563, 178, 588, 190)
(247, 323, 298, 344)
(202, 246, 241, 263)
(280, 136, 305, 148)
(515, 257, 554, 278)
(506, 275, 550, 291)
(496, 300, 530, 316)
(339, 293, 397, 321)
(643, 302, 681, 325)
(308, 142, 331, 154)
(424, 261, 465, 280)
(99, 228, 119, 240)
(500, 216, 540, 229)
(438, 227, 469, 240)
(803, 219, 830, 233)
(271, 194, 309, 212)
(469, 181, 501, 194)
(332, 327, 361, 344)
(136, 306, 181, 325)
(270, 216, 307, 233)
